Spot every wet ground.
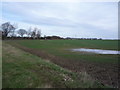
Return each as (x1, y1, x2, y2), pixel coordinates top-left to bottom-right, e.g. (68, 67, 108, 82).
(71, 48, 120, 54)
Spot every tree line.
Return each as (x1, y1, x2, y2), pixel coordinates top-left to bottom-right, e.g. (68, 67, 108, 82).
(0, 22, 103, 40)
(0, 22, 42, 39)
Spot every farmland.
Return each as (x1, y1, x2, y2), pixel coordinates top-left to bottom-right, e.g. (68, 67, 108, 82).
(3, 42, 107, 88)
(3, 39, 119, 88)
(7, 40, 118, 63)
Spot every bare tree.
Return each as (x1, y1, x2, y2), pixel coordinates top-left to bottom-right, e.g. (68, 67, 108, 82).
(36, 29, 41, 39)
(1, 22, 16, 38)
(31, 27, 37, 39)
(9, 23, 18, 37)
(18, 29, 27, 37)
(27, 27, 32, 37)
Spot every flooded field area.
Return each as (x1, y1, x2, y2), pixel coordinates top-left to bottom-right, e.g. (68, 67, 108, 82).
(71, 48, 120, 54)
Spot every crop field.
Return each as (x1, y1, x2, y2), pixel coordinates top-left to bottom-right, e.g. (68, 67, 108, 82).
(3, 42, 107, 88)
(4, 40, 119, 88)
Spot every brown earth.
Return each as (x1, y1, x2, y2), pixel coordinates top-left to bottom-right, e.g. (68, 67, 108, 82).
(9, 43, 119, 88)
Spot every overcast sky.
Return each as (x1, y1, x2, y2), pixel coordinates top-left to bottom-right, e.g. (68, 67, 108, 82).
(1, 2, 118, 39)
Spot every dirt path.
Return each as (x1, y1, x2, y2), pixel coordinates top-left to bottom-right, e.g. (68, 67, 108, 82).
(10, 43, 119, 88)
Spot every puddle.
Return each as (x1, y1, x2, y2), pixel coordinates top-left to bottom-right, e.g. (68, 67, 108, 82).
(71, 48, 120, 54)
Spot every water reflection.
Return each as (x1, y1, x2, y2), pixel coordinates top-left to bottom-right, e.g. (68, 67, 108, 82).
(71, 48, 120, 54)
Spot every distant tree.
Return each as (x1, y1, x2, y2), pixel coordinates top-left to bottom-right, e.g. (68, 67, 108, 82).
(31, 28, 37, 39)
(27, 27, 32, 37)
(36, 29, 41, 39)
(1, 22, 16, 38)
(29, 27, 42, 39)
(9, 23, 18, 37)
(43, 35, 46, 40)
(18, 29, 27, 37)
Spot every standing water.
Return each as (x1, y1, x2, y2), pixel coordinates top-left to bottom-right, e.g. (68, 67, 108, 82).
(71, 48, 120, 54)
